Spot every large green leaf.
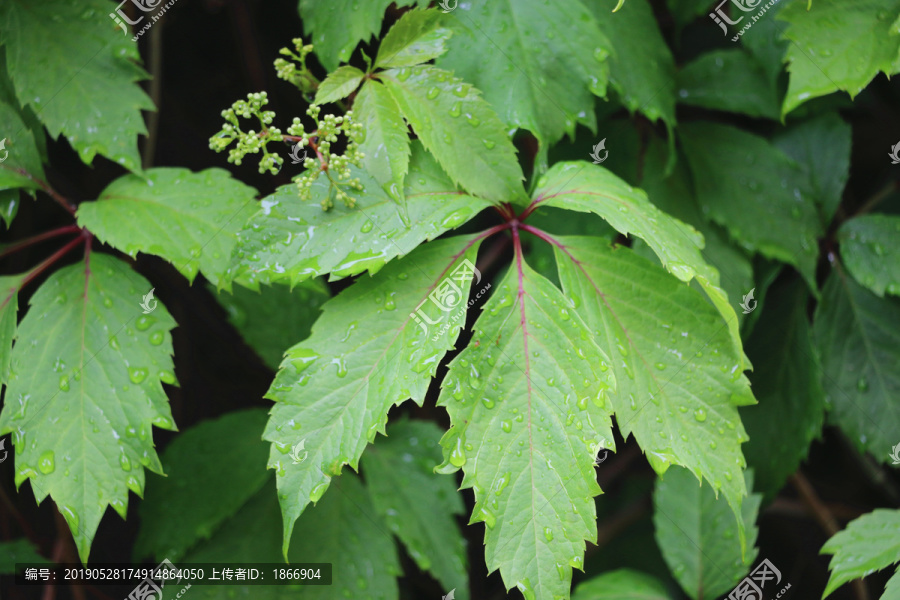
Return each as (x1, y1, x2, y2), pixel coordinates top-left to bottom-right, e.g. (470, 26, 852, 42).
(215, 280, 330, 370)
(0, 100, 45, 193)
(0, 0, 153, 172)
(653, 468, 761, 600)
(313, 65, 365, 105)
(572, 569, 671, 600)
(838, 215, 900, 297)
(354, 81, 411, 200)
(740, 277, 825, 500)
(675, 49, 780, 119)
(362, 418, 468, 597)
(380, 65, 525, 204)
(813, 268, 900, 462)
(680, 121, 821, 291)
(821, 508, 900, 598)
(375, 8, 452, 69)
(778, 0, 900, 116)
(265, 236, 483, 555)
(233, 145, 490, 287)
(77, 168, 258, 290)
(437, 257, 616, 600)
(436, 0, 611, 144)
(134, 409, 271, 562)
(555, 238, 754, 539)
(532, 161, 746, 368)
(0, 254, 177, 561)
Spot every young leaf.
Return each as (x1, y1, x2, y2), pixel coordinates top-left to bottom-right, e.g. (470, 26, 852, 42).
(437, 257, 616, 600)
(0, 254, 177, 561)
(740, 277, 825, 500)
(233, 148, 490, 287)
(680, 121, 822, 292)
(135, 409, 271, 562)
(532, 162, 746, 368)
(675, 49, 780, 120)
(838, 215, 900, 297)
(572, 568, 671, 600)
(265, 237, 483, 555)
(214, 280, 330, 370)
(314, 65, 365, 105)
(821, 508, 900, 598)
(0, 190, 18, 229)
(0, 0, 153, 172)
(436, 0, 611, 144)
(362, 418, 468, 597)
(375, 8, 452, 69)
(0, 100, 45, 193)
(653, 468, 761, 600)
(554, 239, 754, 536)
(380, 65, 525, 204)
(76, 168, 258, 291)
(778, 0, 900, 116)
(813, 268, 900, 462)
(0, 273, 24, 385)
(354, 81, 411, 200)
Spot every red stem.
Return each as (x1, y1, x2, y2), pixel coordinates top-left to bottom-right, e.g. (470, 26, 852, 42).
(0, 225, 82, 260)
(5, 235, 85, 306)
(36, 179, 76, 216)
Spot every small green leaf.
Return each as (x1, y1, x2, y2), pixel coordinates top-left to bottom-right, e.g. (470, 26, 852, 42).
(314, 65, 366, 105)
(0, 273, 24, 385)
(0, 538, 49, 574)
(821, 508, 900, 598)
(0, 100, 45, 193)
(135, 409, 271, 562)
(265, 237, 483, 556)
(0, 0, 153, 172)
(362, 418, 468, 597)
(77, 168, 258, 290)
(653, 468, 761, 600)
(0, 190, 19, 228)
(0, 254, 178, 562)
(778, 0, 900, 116)
(354, 80, 411, 200)
(813, 268, 900, 462)
(676, 49, 780, 119)
(380, 65, 525, 204)
(838, 215, 900, 297)
(572, 568, 671, 600)
(375, 8, 452, 68)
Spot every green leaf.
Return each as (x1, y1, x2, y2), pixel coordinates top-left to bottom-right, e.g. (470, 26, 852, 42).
(653, 468, 761, 600)
(0, 273, 24, 385)
(265, 236, 483, 555)
(380, 65, 525, 203)
(572, 568, 671, 600)
(680, 121, 822, 292)
(375, 8, 452, 68)
(0, 100, 45, 193)
(525, 206, 617, 287)
(838, 215, 900, 297)
(589, 0, 676, 129)
(554, 238, 754, 540)
(215, 280, 330, 370)
(665, 0, 715, 31)
(354, 80, 411, 199)
(533, 161, 746, 368)
(813, 268, 900, 462)
(740, 277, 825, 500)
(77, 168, 258, 290)
(314, 65, 365, 105)
(740, 13, 789, 89)
(436, 0, 611, 144)
(885, 567, 900, 600)
(0, 538, 49, 574)
(437, 258, 616, 600)
(675, 49, 780, 119)
(778, 0, 900, 116)
(0, 189, 19, 228)
(821, 508, 900, 598)
(233, 146, 490, 287)
(773, 113, 851, 225)
(0, 254, 177, 562)
(361, 418, 468, 596)
(0, 0, 153, 172)
(135, 409, 271, 562)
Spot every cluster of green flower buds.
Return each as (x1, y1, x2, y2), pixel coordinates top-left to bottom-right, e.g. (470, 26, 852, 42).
(208, 92, 285, 175)
(274, 38, 317, 96)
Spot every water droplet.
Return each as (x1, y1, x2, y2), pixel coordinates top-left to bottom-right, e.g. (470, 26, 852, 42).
(38, 450, 55, 474)
(58, 376, 70, 392)
(128, 367, 148, 384)
(149, 331, 164, 345)
(426, 87, 440, 99)
(135, 315, 154, 331)
(694, 408, 707, 422)
(310, 481, 329, 502)
(360, 220, 374, 233)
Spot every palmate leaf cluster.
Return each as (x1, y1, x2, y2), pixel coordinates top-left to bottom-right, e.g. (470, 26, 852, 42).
(0, 0, 898, 599)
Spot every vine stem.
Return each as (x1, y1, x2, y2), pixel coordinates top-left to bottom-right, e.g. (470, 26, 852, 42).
(35, 179, 76, 216)
(853, 180, 898, 219)
(0, 225, 81, 260)
(0, 234, 85, 313)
